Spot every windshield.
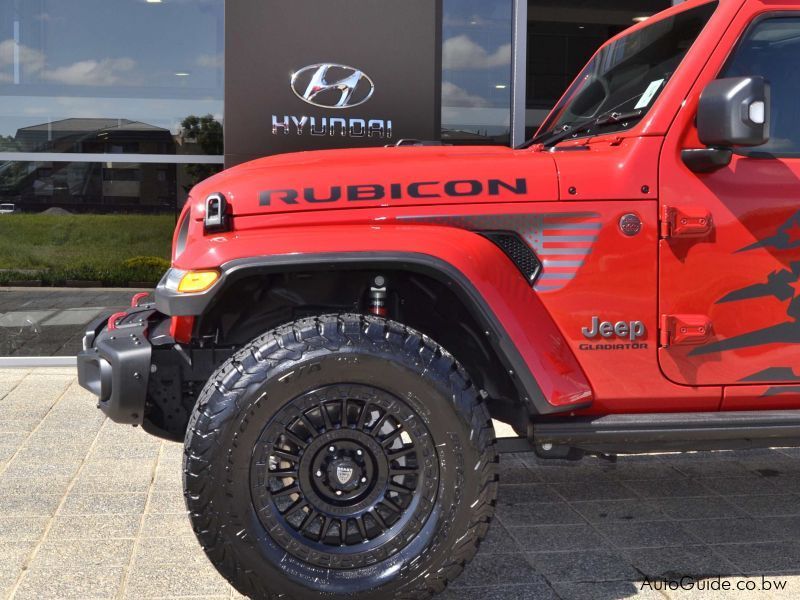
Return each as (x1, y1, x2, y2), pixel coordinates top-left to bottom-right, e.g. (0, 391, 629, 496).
(534, 1, 718, 144)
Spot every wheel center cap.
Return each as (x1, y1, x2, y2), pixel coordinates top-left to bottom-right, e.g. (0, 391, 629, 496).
(328, 458, 362, 491)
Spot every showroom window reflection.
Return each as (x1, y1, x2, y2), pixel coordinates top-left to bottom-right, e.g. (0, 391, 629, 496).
(0, 161, 212, 214)
(0, 0, 224, 215)
(0, 0, 224, 155)
(441, 0, 513, 145)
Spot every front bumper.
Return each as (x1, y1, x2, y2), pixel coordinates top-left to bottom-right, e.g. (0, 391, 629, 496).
(77, 306, 155, 425)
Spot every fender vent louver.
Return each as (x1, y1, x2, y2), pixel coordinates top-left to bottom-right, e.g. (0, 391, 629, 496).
(480, 231, 542, 286)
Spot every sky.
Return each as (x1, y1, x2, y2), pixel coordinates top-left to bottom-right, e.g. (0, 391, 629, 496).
(0, 0, 513, 142)
(0, 0, 224, 139)
(441, 0, 513, 134)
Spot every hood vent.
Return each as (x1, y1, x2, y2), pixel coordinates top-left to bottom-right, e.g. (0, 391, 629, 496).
(480, 231, 542, 286)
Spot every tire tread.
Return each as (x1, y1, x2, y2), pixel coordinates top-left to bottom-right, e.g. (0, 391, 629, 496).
(184, 313, 498, 600)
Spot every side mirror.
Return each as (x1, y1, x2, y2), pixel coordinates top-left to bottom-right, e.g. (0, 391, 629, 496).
(684, 76, 770, 173)
(697, 76, 770, 147)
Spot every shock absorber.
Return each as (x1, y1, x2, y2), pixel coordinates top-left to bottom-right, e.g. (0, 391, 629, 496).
(369, 276, 388, 317)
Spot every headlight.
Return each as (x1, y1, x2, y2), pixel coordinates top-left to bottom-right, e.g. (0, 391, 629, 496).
(162, 268, 186, 292)
(178, 270, 219, 293)
(162, 268, 219, 293)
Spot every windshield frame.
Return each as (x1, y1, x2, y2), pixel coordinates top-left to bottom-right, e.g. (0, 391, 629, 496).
(531, 0, 720, 146)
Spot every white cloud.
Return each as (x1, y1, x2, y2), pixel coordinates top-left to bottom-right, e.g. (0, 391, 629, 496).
(40, 57, 136, 86)
(442, 35, 511, 70)
(0, 39, 46, 73)
(196, 53, 223, 69)
(441, 81, 490, 108)
(0, 39, 136, 86)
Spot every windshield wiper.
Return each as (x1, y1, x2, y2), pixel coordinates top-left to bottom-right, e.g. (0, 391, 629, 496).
(594, 109, 644, 127)
(529, 109, 644, 149)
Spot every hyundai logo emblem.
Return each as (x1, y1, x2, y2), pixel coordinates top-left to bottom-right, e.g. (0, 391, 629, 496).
(291, 63, 375, 109)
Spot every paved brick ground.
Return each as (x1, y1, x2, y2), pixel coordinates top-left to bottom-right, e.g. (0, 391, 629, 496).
(1, 368, 799, 599)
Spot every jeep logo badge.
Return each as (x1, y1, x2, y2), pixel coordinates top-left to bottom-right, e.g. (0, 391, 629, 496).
(291, 64, 375, 109)
(582, 316, 646, 342)
(580, 316, 648, 351)
(336, 465, 354, 485)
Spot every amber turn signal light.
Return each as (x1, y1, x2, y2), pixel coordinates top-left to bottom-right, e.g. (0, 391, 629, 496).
(177, 270, 219, 293)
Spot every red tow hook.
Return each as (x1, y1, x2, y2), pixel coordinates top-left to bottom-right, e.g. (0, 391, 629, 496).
(131, 292, 150, 307)
(107, 311, 128, 332)
(108, 292, 150, 331)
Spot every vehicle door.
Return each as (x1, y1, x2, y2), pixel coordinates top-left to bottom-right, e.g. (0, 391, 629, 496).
(659, 3, 800, 407)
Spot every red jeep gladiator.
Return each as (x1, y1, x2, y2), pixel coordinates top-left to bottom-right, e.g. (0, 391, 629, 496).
(78, 0, 800, 597)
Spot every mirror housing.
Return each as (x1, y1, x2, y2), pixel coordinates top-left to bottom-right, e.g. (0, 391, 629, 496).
(697, 76, 770, 147)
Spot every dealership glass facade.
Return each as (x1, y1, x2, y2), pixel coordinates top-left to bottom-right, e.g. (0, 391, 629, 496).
(0, 0, 676, 361)
(0, 0, 679, 210)
(440, 0, 674, 145)
(0, 0, 224, 215)
(441, 0, 514, 145)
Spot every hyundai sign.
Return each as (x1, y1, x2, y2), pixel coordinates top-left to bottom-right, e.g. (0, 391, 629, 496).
(225, 0, 443, 167)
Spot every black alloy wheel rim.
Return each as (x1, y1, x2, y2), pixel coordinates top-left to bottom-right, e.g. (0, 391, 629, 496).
(250, 383, 439, 568)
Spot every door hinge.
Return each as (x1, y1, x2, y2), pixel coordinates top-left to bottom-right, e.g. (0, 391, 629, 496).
(660, 314, 713, 347)
(660, 206, 713, 239)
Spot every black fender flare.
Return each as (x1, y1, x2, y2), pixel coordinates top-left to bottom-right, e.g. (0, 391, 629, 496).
(155, 252, 591, 416)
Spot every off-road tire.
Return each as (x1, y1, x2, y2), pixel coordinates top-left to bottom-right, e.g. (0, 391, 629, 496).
(183, 314, 497, 599)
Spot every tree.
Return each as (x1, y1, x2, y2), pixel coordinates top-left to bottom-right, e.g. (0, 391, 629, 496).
(180, 115, 223, 190)
(0, 135, 20, 152)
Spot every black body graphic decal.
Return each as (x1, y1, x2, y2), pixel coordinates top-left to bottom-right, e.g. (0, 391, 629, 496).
(740, 367, 800, 382)
(740, 367, 800, 396)
(737, 209, 800, 253)
(690, 210, 800, 360)
(762, 386, 800, 397)
(690, 261, 800, 356)
(718, 262, 800, 304)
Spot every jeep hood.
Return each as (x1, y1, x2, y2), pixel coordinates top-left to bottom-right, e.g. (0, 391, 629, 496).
(189, 145, 559, 219)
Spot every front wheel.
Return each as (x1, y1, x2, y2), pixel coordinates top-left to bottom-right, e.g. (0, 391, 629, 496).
(183, 314, 498, 599)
